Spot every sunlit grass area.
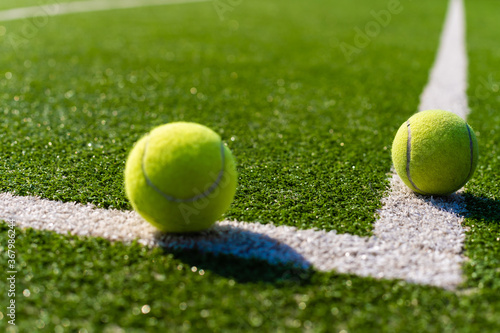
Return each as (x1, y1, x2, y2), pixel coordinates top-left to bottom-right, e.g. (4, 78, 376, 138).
(0, 0, 498, 331)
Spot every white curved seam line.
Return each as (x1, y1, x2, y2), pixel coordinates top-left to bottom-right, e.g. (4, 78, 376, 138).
(141, 137, 226, 203)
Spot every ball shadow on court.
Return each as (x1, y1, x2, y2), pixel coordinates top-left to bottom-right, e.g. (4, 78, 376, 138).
(152, 225, 313, 285)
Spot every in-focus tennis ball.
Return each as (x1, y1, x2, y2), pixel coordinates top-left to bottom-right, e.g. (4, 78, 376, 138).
(125, 122, 237, 232)
(392, 110, 478, 196)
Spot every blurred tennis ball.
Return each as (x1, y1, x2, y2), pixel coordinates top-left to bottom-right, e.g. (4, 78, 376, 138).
(392, 110, 478, 195)
(125, 122, 237, 232)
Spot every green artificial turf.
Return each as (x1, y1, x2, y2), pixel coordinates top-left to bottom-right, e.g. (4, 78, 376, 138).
(462, 0, 500, 301)
(1, 222, 499, 332)
(0, 0, 88, 11)
(0, 0, 445, 236)
(0, 0, 499, 332)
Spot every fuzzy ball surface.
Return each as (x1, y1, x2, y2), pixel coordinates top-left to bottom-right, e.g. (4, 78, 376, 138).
(392, 110, 478, 196)
(125, 122, 237, 232)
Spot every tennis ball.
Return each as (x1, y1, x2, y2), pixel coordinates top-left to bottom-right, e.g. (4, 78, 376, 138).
(124, 122, 237, 233)
(392, 110, 478, 196)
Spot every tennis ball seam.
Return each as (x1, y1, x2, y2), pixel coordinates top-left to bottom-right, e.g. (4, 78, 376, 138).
(141, 134, 226, 203)
(405, 120, 430, 195)
(405, 119, 475, 195)
(459, 123, 475, 189)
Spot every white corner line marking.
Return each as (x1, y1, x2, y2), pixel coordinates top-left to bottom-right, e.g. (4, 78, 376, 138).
(1, 0, 469, 290)
(375, 0, 469, 288)
(418, 0, 469, 118)
(0, 0, 210, 22)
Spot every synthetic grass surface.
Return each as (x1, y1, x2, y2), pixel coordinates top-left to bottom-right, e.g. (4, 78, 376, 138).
(1, 222, 499, 332)
(462, 0, 500, 307)
(0, 0, 444, 236)
(1, 0, 499, 331)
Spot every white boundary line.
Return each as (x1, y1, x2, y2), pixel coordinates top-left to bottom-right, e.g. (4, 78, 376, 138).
(0, 187, 467, 289)
(0, 0, 469, 289)
(418, 0, 469, 118)
(0, 0, 209, 22)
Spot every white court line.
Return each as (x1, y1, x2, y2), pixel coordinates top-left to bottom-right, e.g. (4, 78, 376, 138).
(0, 0, 469, 289)
(418, 0, 469, 118)
(0, 0, 209, 22)
(0, 187, 467, 289)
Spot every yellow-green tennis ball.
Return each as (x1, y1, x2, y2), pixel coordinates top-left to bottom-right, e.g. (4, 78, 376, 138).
(124, 122, 237, 233)
(392, 110, 478, 196)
